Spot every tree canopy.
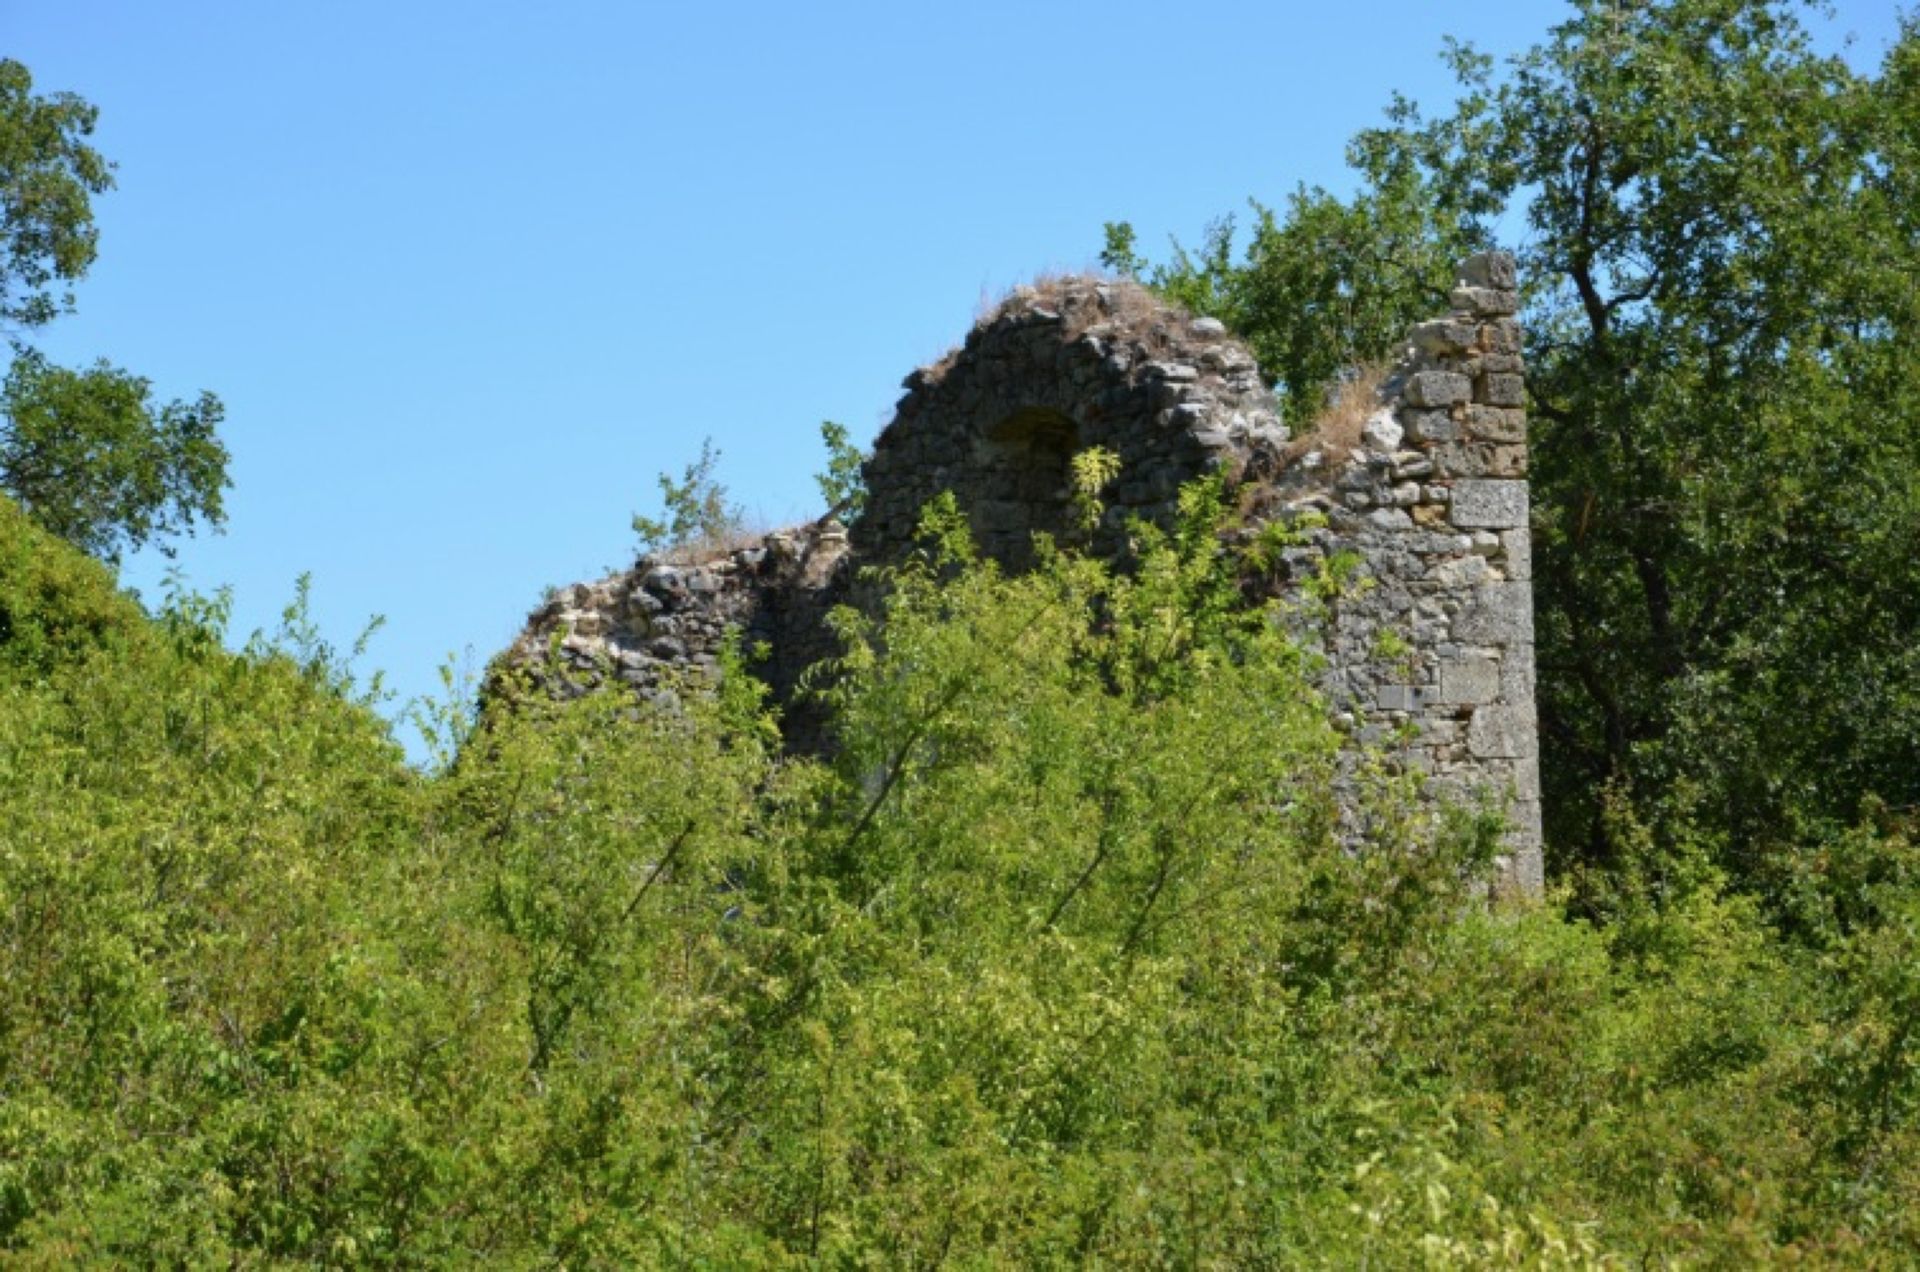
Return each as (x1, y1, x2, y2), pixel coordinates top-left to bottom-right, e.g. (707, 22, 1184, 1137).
(1109, 0, 1920, 921)
(0, 58, 228, 564)
(0, 57, 110, 334)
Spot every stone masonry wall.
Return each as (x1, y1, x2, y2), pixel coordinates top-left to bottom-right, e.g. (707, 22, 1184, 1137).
(501, 254, 1541, 888)
(858, 279, 1286, 566)
(496, 520, 850, 716)
(1256, 253, 1541, 887)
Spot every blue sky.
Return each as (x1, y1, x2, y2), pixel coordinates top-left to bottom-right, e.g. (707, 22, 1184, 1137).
(10, 1, 1905, 756)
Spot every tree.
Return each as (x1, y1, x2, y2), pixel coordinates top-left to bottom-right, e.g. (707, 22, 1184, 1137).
(1105, 173, 1474, 424)
(1107, 1, 1920, 914)
(0, 58, 111, 334)
(630, 435, 744, 557)
(1, 349, 226, 564)
(0, 58, 228, 563)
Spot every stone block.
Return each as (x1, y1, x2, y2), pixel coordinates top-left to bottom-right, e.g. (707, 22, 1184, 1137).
(1453, 581, 1535, 645)
(1460, 251, 1518, 290)
(1450, 479, 1529, 529)
(1464, 406, 1527, 443)
(1501, 528, 1532, 580)
(1482, 319, 1524, 355)
(1479, 373, 1527, 408)
(1436, 658, 1502, 705)
(1468, 704, 1534, 758)
(1409, 319, 1480, 356)
(1376, 684, 1419, 712)
(1404, 371, 1472, 409)
(1512, 753, 1542, 801)
(1452, 286, 1520, 316)
(1432, 555, 1492, 587)
(1432, 442, 1526, 479)
(1500, 651, 1536, 700)
(1362, 408, 1404, 451)
(1403, 410, 1458, 443)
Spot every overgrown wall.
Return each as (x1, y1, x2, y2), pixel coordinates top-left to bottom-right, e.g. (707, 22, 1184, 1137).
(504, 253, 1541, 887)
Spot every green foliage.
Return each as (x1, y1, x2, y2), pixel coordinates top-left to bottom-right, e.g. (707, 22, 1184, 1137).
(0, 58, 111, 332)
(812, 419, 867, 521)
(0, 350, 229, 564)
(630, 435, 745, 556)
(0, 493, 142, 676)
(2, 492, 1919, 1261)
(1103, 172, 1469, 423)
(1098, 219, 1143, 277)
(1066, 443, 1120, 533)
(0, 60, 229, 565)
(1108, 1, 1920, 927)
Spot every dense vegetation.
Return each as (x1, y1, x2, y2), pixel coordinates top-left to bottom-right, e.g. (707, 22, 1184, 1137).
(3, 489, 1916, 1264)
(3, 0, 1918, 1263)
(1105, 0, 1920, 927)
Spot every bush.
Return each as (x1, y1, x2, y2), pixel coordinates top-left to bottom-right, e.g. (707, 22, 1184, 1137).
(2, 491, 1917, 1262)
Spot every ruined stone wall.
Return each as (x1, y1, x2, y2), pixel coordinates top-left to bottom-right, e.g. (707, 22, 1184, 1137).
(502, 253, 1541, 887)
(1259, 253, 1540, 887)
(858, 280, 1285, 566)
(497, 520, 850, 714)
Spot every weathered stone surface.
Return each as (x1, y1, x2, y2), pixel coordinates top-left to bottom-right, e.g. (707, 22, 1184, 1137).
(1405, 371, 1473, 408)
(1454, 582, 1535, 645)
(1469, 704, 1534, 758)
(1362, 409, 1404, 452)
(1403, 410, 1458, 443)
(1436, 658, 1502, 705)
(1432, 442, 1528, 480)
(1450, 479, 1530, 529)
(1465, 406, 1527, 443)
(1483, 319, 1524, 355)
(1409, 319, 1479, 356)
(1451, 285, 1520, 316)
(1481, 373, 1527, 408)
(1460, 251, 1518, 290)
(1502, 528, 1532, 581)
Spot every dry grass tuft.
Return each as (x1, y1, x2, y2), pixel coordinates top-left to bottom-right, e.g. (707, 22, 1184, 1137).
(915, 272, 1205, 392)
(1285, 362, 1391, 466)
(979, 272, 1183, 339)
(647, 521, 783, 566)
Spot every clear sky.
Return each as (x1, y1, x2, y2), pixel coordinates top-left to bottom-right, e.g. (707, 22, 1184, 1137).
(9, 1, 1905, 757)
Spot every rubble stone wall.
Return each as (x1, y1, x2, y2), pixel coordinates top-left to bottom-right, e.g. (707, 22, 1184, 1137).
(502, 253, 1542, 888)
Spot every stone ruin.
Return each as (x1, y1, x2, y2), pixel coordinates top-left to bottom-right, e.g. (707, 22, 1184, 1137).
(502, 252, 1542, 890)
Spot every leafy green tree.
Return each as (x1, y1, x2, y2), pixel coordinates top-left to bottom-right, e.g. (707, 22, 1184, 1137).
(631, 435, 744, 556)
(0, 58, 110, 333)
(5, 484, 1920, 1262)
(1104, 164, 1474, 423)
(1110, 2, 1920, 914)
(1, 349, 227, 563)
(813, 419, 866, 521)
(0, 59, 229, 564)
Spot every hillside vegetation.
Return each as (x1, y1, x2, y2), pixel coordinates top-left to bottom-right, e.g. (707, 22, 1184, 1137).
(4, 493, 1917, 1265)
(5, 1, 1920, 1264)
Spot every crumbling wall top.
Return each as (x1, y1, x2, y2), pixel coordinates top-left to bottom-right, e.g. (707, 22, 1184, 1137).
(857, 277, 1287, 565)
